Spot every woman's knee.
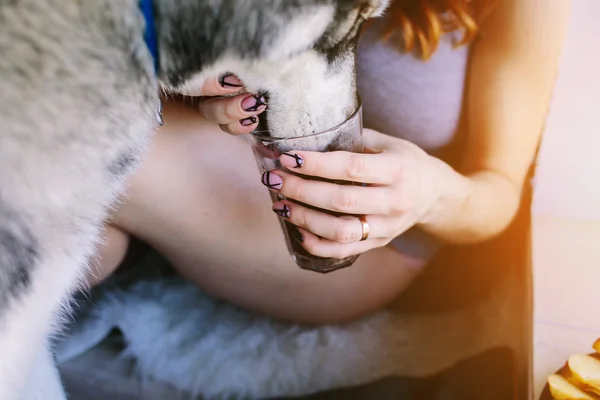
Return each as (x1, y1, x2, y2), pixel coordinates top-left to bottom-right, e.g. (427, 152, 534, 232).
(190, 246, 421, 325)
(297, 249, 421, 324)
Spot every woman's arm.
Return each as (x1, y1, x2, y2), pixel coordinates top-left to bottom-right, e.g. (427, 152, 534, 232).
(420, 0, 571, 243)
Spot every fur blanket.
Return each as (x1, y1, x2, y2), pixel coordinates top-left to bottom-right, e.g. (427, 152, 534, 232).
(56, 250, 514, 399)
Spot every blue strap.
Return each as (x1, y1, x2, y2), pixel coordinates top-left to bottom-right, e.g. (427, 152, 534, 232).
(139, 0, 159, 73)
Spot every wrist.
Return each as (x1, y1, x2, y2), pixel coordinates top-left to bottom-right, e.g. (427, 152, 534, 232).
(419, 165, 522, 244)
(418, 158, 475, 238)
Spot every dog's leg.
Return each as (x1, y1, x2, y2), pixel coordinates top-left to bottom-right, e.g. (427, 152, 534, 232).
(0, 199, 102, 399)
(0, 2, 157, 395)
(20, 340, 67, 400)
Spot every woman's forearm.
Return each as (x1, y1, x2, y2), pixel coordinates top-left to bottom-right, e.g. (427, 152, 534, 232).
(418, 158, 521, 244)
(415, 0, 569, 245)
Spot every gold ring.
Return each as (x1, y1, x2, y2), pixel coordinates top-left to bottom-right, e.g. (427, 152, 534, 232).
(358, 215, 370, 241)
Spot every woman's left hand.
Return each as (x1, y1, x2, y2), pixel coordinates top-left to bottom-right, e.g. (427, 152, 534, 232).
(261, 128, 448, 259)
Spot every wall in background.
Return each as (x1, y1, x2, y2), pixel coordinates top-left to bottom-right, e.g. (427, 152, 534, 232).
(532, 1, 600, 397)
(532, 0, 600, 220)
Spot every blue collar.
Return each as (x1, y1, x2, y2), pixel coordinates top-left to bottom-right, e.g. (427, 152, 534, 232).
(140, 0, 159, 73)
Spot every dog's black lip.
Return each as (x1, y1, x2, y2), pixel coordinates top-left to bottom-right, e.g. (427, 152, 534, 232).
(254, 92, 271, 136)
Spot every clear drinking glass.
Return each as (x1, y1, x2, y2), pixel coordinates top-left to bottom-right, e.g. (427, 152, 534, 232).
(247, 104, 363, 273)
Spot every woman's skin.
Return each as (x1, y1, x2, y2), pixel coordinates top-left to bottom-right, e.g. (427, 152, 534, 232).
(92, 0, 570, 324)
(106, 103, 424, 323)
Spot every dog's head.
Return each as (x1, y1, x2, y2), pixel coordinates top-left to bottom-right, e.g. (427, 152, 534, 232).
(154, 0, 390, 138)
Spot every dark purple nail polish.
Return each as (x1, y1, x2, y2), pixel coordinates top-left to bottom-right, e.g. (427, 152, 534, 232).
(261, 171, 283, 190)
(240, 116, 257, 126)
(282, 152, 304, 168)
(219, 73, 243, 88)
(243, 95, 267, 112)
(272, 202, 290, 218)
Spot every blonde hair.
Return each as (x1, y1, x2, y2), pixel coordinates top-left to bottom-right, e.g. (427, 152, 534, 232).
(379, 0, 493, 60)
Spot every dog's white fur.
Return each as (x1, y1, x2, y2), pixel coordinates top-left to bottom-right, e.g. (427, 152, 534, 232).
(175, 6, 357, 140)
(0, 0, 390, 398)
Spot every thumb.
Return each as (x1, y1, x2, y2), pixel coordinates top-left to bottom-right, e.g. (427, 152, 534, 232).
(361, 128, 395, 153)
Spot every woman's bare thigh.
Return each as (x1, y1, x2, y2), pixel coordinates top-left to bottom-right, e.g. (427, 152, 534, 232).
(114, 101, 423, 323)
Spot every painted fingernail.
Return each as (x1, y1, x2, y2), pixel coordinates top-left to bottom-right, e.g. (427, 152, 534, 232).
(281, 153, 304, 168)
(261, 171, 283, 190)
(241, 95, 267, 112)
(240, 116, 258, 126)
(272, 202, 290, 218)
(219, 73, 243, 88)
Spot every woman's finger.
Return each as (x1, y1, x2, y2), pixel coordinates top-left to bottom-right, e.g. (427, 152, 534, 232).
(200, 93, 267, 125)
(180, 74, 244, 96)
(219, 116, 259, 135)
(271, 201, 392, 243)
(201, 73, 245, 96)
(279, 150, 398, 185)
(361, 128, 399, 152)
(296, 227, 389, 259)
(260, 170, 393, 215)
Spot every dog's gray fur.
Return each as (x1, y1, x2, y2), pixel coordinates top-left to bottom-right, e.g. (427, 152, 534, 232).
(0, 0, 389, 397)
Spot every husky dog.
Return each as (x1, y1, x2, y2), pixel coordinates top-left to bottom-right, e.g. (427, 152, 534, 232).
(0, 0, 390, 398)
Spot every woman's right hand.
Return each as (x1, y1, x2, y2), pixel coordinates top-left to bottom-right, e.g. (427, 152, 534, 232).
(197, 73, 267, 135)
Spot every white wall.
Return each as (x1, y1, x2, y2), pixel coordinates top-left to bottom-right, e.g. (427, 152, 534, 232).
(532, 0, 600, 220)
(532, 1, 600, 397)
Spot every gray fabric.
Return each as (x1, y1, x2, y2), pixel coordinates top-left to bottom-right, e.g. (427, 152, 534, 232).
(389, 227, 443, 263)
(357, 23, 469, 152)
(57, 250, 517, 399)
(356, 24, 469, 259)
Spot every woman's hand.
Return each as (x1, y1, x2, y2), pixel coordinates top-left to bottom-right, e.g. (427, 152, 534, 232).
(261, 128, 455, 259)
(196, 73, 267, 135)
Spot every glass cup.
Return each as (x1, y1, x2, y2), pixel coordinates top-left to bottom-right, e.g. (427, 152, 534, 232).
(247, 103, 363, 273)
